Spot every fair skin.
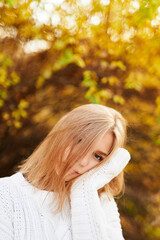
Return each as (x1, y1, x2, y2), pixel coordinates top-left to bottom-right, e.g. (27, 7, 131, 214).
(64, 131, 114, 181)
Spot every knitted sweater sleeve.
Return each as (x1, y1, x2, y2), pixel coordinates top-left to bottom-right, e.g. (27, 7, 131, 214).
(0, 178, 14, 240)
(0, 216, 14, 240)
(70, 148, 130, 240)
(71, 183, 124, 240)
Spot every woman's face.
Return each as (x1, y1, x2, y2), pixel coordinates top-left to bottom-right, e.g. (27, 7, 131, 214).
(64, 131, 114, 181)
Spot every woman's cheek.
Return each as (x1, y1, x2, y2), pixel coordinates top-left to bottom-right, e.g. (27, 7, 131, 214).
(89, 158, 100, 169)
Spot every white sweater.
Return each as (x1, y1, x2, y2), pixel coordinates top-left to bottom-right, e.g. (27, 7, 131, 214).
(0, 172, 125, 240)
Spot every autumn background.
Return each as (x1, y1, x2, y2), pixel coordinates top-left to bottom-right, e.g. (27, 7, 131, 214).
(0, 0, 160, 239)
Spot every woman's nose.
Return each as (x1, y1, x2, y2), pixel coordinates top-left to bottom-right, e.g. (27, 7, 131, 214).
(79, 157, 89, 167)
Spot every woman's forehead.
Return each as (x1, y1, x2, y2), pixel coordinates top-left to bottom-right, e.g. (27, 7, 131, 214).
(93, 132, 114, 154)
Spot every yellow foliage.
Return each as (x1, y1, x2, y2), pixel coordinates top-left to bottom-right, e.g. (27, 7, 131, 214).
(0, 99, 4, 107)
(101, 77, 108, 84)
(13, 120, 22, 129)
(124, 72, 143, 91)
(113, 95, 125, 105)
(18, 99, 29, 109)
(11, 71, 20, 84)
(62, 85, 77, 96)
(36, 76, 45, 89)
(155, 96, 160, 115)
(1, 1, 160, 239)
(110, 61, 126, 71)
(108, 76, 119, 86)
(2, 112, 10, 120)
(98, 89, 112, 100)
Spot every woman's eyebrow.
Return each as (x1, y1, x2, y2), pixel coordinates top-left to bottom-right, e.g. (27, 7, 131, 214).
(96, 151, 110, 157)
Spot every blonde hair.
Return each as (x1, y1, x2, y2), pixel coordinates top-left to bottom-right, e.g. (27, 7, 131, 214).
(18, 104, 127, 213)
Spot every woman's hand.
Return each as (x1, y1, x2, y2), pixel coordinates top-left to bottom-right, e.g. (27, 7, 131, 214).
(72, 148, 131, 191)
(71, 148, 130, 240)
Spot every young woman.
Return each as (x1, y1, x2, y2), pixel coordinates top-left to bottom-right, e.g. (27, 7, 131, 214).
(0, 104, 131, 240)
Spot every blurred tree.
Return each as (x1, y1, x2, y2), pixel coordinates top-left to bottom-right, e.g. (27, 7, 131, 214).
(0, 0, 160, 239)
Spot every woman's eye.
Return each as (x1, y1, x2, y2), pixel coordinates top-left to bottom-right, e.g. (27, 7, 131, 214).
(94, 153, 104, 162)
